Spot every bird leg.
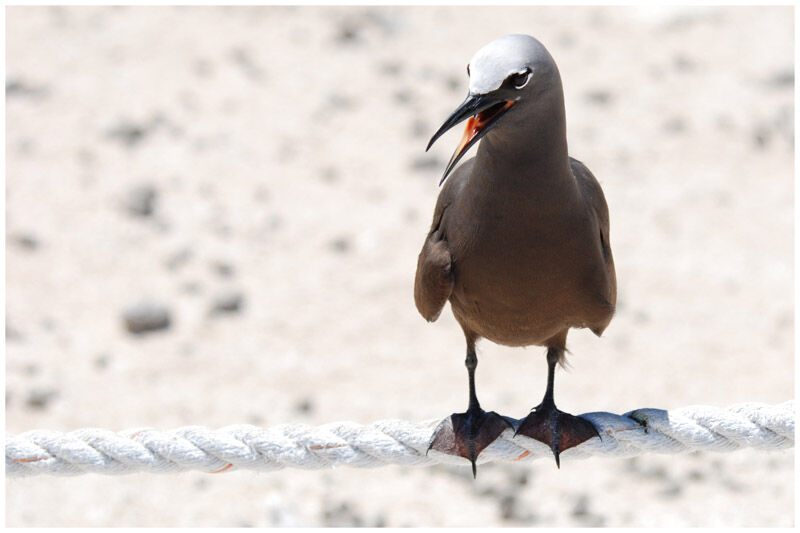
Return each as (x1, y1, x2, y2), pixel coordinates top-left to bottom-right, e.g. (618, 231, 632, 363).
(428, 342, 512, 478)
(514, 347, 599, 467)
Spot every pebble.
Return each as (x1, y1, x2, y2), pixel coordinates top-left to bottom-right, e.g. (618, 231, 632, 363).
(94, 353, 110, 370)
(320, 167, 340, 183)
(585, 89, 613, 105)
(6, 77, 48, 98)
(10, 232, 39, 250)
(228, 47, 265, 82)
(180, 281, 203, 295)
(329, 237, 351, 253)
(164, 247, 193, 271)
(123, 183, 157, 217)
(105, 119, 150, 147)
(393, 88, 413, 105)
(122, 301, 172, 334)
(26, 387, 58, 410)
(379, 60, 403, 77)
(410, 155, 442, 172)
(294, 397, 314, 414)
(210, 291, 244, 314)
(765, 69, 793, 88)
(499, 494, 518, 520)
(570, 494, 605, 526)
(673, 54, 697, 72)
(6, 321, 24, 342)
(322, 501, 364, 527)
(335, 20, 361, 43)
(411, 118, 428, 138)
(211, 260, 235, 278)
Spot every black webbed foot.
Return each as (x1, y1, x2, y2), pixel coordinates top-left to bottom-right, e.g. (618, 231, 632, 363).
(428, 408, 513, 478)
(514, 402, 599, 468)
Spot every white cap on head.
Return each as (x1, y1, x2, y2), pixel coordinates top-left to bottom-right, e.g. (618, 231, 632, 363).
(467, 34, 551, 95)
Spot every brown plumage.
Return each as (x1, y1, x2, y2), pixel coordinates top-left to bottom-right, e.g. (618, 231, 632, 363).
(415, 34, 616, 475)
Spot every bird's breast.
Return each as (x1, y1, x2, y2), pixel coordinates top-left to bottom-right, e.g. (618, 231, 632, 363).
(445, 195, 610, 346)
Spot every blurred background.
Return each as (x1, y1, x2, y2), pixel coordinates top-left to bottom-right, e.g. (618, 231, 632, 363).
(6, 5, 793, 527)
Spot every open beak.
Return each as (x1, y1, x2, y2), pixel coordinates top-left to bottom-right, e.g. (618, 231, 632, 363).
(427, 93, 515, 185)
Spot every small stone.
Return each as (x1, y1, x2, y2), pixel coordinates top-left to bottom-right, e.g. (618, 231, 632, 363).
(443, 74, 461, 92)
(10, 232, 39, 250)
(379, 61, 403, 77)
(410, 155, 442, 172)
(585, 90, 613, 105)
(165, 248, 193, 271)
(662, 117, 687, 134)
(229, 47, 265, 82)
(499, 494, 517, 520)
(753, 126, 770, 149)
(211, 260, 235, 278)
(570, 494, 605, 526)
(335, 20, 360, 43)
(94, 354, 110, 370)
(658, 481, 683, 498)
(320, 167, 340, 183)
(105, 120, 149, 147)
(393, 88, 413, 105)
(123, 183, 157, 217)
(765, 69, 793, 88)
(411, 118, 428, 138)
(6, 321, 23, 342)
(686, 468, 704, 481)
(673, 54, 696, 72)
(123, 302, 172, 334)
(180, 281, 203, 295)
(210, 291, 244, 314)
(26, 388, 58, 410)
(6, 77, 48, 98)
(322, 501, 364, 527)
(295, 397, 314, 414)
(329, 237, 351, 253)
(571, 494, 590, 517)
(327, 93, 354, 110)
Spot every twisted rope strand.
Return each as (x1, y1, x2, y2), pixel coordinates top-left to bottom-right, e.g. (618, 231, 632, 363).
(6, 401, 793, 477)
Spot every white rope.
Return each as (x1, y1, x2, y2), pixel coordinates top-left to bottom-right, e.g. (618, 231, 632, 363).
(6, 401, 793, 477)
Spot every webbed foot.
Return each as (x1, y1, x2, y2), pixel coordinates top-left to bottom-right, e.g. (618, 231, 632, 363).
(514, 402, 598, 467)
(428, 408, 513, 478)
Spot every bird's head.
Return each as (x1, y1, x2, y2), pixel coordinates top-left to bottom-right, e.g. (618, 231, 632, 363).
(427, 34, 559, 185)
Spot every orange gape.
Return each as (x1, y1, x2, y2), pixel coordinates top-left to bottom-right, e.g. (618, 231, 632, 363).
(454, 101, 515, 159)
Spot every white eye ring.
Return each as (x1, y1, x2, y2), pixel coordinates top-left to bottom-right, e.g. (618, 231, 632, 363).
(511, 69, 532, 89)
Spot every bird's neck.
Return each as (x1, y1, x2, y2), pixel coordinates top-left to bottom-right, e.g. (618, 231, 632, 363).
(474, 89, 572, 194)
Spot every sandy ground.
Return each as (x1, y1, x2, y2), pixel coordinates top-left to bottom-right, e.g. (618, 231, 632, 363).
(5, 5, 794, 527)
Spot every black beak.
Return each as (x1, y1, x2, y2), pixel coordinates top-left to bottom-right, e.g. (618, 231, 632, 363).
(426, 92, 513, 185)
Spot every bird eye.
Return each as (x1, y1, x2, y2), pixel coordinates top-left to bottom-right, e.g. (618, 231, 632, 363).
(510, 69, 532, 89)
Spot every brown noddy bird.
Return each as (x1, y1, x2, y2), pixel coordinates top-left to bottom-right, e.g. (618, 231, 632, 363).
(415, 34, 616, 476)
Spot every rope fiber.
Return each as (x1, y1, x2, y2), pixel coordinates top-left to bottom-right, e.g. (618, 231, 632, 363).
(6, 401, 793, 477)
